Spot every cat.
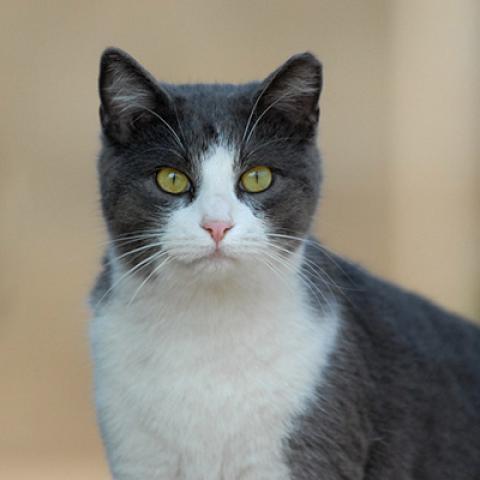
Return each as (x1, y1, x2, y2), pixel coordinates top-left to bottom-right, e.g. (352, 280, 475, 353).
(89, 47, 480, 480)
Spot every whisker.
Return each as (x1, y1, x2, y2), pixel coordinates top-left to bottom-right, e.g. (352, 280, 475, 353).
(242, 136, 293, 160)
(99, 229, 165, 247)
(256, 255, 298, 299)
(172, 102, 188, 156)
(102, 234, 163, 248)
(94, 250, 169, 308)
(266, 232, 356, 283)
(127, 255, 173, 306)
(259, 248, 334, 316)
(244, 92, 299, 146)
(265, 240, 347, 292)
(134, 104, 186, 153)
(135, 146, 186, 161)
(264, 239, 358, 316)
(107, 242, 164, 264)
(265, 233, 362, 312)
(241, 80, 274, 146)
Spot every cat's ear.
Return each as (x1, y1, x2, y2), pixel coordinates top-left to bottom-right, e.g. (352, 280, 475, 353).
(257, 52, 322, 126)
(99, 48, 171, 143)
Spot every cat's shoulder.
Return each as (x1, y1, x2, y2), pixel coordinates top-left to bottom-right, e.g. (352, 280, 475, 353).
(303, 236, 480, 350)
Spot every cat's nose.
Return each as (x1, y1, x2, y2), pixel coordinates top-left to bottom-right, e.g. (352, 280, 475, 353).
(201, 220, 234, 245)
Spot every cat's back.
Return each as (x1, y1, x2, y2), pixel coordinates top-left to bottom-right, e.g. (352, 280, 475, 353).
(300, 240, 480, 479)
(335, 249, 480, 383)
(303, 238, 480, 374)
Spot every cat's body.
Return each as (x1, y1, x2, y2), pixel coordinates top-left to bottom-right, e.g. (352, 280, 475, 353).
(288, 245, 480, 479)
(90, 48, 480, 479)
(91, 242, 339, 479)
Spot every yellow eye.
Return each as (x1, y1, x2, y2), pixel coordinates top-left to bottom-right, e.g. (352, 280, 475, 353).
(156, 167, 190, 194)
(240, 166, 272, 193)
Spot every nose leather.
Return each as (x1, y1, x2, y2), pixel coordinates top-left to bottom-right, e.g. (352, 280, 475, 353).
(202, 220, 233, 245)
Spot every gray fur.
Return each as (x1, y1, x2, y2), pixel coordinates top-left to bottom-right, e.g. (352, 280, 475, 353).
(92, 48, 480, 478)
(94, 48, 321, 283)
(289, 242, 480, 478)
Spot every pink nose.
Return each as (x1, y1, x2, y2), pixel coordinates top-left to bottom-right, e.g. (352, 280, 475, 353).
(202, 220, 233, 245)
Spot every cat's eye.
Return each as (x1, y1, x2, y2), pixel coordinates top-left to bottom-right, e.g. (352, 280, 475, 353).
(240, 166, 272, 193)
(156, 167, 191, 195)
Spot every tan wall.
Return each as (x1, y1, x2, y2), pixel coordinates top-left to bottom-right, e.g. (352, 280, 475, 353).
(389, 0, 480, 319)
(0, 1, 478, 477)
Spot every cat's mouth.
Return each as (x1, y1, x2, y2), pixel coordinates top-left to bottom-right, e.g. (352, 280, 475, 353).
(162, 237, 266, 272)
(163, 243, 233, 265)
(208, 249, 229, 259)
(198, 247, 237, 265)
(174, 249, 237, 277)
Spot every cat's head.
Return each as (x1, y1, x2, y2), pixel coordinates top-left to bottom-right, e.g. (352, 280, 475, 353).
(98, 48, 322, 282)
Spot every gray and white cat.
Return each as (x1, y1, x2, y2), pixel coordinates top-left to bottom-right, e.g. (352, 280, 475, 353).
(89, 48, 480, 480)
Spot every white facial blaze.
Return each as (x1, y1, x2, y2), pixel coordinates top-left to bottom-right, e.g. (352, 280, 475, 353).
(92, 54, 340, 480)
(161, 143, 266, 263)
(196, 145, 236, 223)
(92, 146, 340, 480)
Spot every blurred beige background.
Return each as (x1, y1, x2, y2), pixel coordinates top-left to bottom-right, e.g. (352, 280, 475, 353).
(1, 0, 479, 478)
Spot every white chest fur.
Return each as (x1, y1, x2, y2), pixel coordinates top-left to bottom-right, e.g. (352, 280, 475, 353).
(90, 267, 339, 480)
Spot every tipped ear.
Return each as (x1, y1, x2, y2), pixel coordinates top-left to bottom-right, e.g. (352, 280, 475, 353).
(257, 52, 322, 126)
(99, 48, 171, 142)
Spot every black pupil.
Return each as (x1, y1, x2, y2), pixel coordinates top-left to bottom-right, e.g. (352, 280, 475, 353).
(171, 172, 176, 184)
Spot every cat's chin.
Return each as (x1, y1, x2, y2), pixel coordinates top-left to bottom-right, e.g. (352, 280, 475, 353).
(184, 251, 237, 274)
(170, 249, 256, 280)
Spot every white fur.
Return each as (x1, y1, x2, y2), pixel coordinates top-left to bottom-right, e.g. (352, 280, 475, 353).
(91, 144, 340, 479)
(159, 145, 267, 265)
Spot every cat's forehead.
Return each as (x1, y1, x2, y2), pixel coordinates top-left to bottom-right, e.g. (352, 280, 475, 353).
(167, 82, 258, 107)
(162, 82, 258, 147)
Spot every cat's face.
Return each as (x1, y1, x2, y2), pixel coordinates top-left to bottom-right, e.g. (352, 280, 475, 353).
(98, 48, 322, 280)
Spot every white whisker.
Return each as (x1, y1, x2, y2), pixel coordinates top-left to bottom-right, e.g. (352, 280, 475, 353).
(242, 136, 293, 160)
(136, 105, 186, 153)
(241, 81, 274, 145)
(265, 240, 346, 292)
(110, 242, 164, 263)
(244, 92, 299, 146)
(101, 231, 164, 247)
(259, 247, 332, 314)
(127, 255, 173, 306)
(95, 250, 169, 307)
(266, 233, 355, 282)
